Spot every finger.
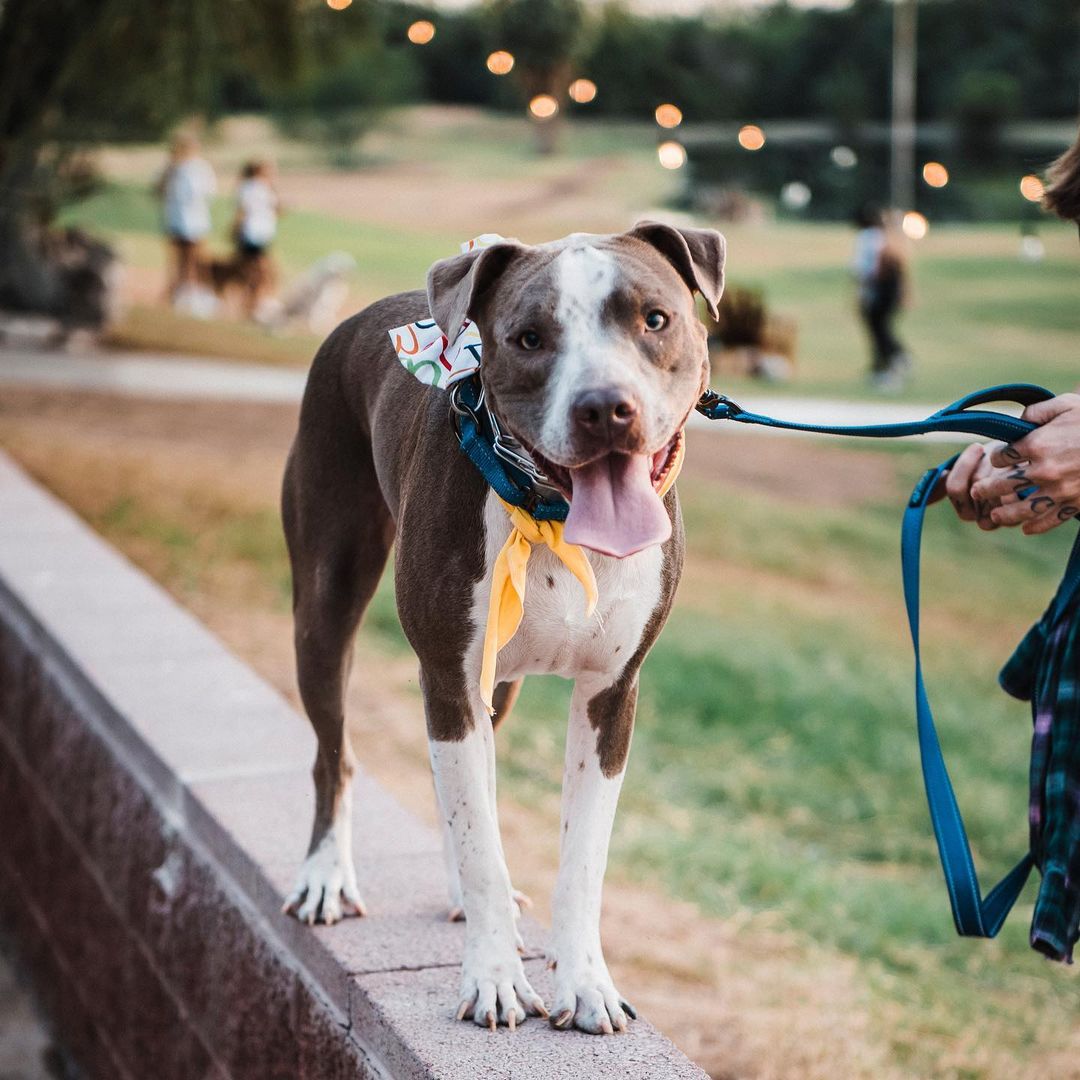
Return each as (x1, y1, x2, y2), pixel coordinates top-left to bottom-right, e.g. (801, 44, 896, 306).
(1021, 394, 1079, 427)
(972, 464, 1033, 504)
(990, 499, 1054, 528)
(1023, 513, 1068, 536)
(987, 439, 1029, 469)
(943, 443, 985, 518)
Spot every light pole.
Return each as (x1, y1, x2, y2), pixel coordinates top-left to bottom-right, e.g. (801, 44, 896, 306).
(890, 0, 917, 214)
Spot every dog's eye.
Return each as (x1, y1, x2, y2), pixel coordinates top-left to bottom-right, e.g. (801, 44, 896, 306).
(644, 310, 668, 331)
(518, 329, 542, 351)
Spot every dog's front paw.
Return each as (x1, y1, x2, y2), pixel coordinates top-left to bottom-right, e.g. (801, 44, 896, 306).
(548, 958, 636, 1035)
(455, 947, 548, 1031)
(282, 832, 366, 926)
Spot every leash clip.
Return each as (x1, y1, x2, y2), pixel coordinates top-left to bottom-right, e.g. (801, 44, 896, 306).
(697, 390, 743, 420)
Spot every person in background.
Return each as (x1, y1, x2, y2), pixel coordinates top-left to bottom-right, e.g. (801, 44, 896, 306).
(156, 133, 217, 305)
(232, 160, 280, 319)
(940, 128, 1080, 963)
(851, 203, 911, 391)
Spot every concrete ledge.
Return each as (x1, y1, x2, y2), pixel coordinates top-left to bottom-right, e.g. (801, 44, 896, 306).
(0, 449, 708, 1079)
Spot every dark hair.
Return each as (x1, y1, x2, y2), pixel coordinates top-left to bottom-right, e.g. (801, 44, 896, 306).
(1044, 131, 1080, 224)
(853, 202, 883, 229)
(241, 160, 263, 180)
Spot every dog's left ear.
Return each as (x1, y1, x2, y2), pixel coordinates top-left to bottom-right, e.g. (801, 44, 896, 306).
(629, 221, 726, 319)
(426, 243, 523, 346)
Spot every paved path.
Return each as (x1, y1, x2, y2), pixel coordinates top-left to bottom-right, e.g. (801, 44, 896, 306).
(0, 346, 984, 442)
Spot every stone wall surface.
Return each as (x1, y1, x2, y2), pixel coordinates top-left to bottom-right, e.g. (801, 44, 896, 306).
(0, 450, 709, 1080)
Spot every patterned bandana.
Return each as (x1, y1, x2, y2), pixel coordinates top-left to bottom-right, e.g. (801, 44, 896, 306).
(388, 234, 504, 388)
(390, 236, 685, 714)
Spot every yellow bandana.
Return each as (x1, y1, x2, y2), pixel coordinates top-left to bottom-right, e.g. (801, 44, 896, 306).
(479, 435, 686, 712)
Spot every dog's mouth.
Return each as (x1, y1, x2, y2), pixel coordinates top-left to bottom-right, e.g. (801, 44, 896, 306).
(524, 430, 682, 559)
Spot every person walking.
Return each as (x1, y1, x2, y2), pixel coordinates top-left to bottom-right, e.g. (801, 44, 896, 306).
(231, 160, 280, 319)
(941, 129, 1080, 961)
(156, 133, 217, 310)
(851, 204, 910, 390)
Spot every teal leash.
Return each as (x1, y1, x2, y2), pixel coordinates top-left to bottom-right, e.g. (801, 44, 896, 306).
(696, 382, 1080, 938)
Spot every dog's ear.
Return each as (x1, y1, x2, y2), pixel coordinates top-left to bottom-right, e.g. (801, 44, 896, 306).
(426, 243, 522, 345)
(629, 221, 726, 319)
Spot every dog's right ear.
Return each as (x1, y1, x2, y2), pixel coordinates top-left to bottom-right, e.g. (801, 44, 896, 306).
(426, 243, 522, 346)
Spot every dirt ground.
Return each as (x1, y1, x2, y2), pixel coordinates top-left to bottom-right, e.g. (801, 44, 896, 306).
(0, 387, 909, 1079)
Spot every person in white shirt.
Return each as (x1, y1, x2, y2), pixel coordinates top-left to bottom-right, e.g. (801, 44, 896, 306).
(156, 133, 217, 302)
(232, 160, 280, 318)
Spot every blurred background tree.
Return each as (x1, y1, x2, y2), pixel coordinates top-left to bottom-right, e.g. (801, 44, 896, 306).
(489, 0, 585, 153)
(0, 0, 303, 317)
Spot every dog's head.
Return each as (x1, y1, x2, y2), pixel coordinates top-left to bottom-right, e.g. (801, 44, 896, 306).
(427, 223, 725, 558)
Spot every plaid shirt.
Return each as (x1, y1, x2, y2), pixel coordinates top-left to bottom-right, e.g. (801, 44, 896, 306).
(1001, 579, 1080, 962)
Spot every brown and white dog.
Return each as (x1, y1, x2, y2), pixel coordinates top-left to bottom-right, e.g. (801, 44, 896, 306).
(281, 223, 725, 1034)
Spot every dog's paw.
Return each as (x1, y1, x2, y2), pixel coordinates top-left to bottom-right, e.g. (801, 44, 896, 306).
(548, 961, 635, 1035)
(282, 834, 366, 926)
(455, 951, 548, 1031)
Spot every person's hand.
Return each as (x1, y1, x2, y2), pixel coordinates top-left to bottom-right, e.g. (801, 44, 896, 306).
(971, 394, 1080, 535)
(936, 442, 1002, 529)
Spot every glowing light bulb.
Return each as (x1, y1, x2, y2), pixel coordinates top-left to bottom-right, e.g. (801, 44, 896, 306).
(902, 211, 929, 240)
(655, 104, 683, 129)
(922, 162, 949, 188)
(528, 95, 559, 120)
(568, 79, 597, 104)
(407, 20, 435, 45)
(657, 141, 687, 170)
(486, 50, 514, 75)
(738, 124, 765, 151)
(1019, 174, 1045, 202)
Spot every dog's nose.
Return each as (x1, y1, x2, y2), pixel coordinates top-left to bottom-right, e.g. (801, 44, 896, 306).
(571, 388, 641, 448)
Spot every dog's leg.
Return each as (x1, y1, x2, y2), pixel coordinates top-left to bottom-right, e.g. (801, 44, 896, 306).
(282, 443, 393, 925)
(548, 674, 637, 1035)
(441, 677, 531, 923)
(424, 670, 547, 1029)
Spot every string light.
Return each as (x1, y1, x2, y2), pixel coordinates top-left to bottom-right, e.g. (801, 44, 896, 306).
(654, 104, 683, 129)
(528, 95, 559, 120)
(406, 20, 435, 45)
(326, 0, 352, 10)
(922, 162, 949, 188)
(738, 124, 765, 151)
(830, 145, 857, 168)
(657, 141, 686, 169)
(902, 211, 929, 239)
(486, 50, 515, 75)
(568, 79, 597, 104)
(1020, 174, 1045, 202)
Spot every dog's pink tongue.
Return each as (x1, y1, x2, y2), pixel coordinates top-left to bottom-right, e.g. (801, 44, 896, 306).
(563, 453, 671, 558)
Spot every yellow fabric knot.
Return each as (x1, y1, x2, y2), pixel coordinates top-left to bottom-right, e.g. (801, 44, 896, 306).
(479, 434, 686, 713)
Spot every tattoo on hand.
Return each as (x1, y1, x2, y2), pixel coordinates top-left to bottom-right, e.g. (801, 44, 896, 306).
(1058, 505, 1079, 521)
(1007, 467, 1028, 481)
(1002, 446, 1022, 462)
(1029, 496, 1056, 513)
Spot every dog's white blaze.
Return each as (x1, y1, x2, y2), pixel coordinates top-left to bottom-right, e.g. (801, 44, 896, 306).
(541, 244, 642, 458)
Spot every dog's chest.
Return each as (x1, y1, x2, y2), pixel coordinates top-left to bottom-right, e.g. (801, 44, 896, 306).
(475, 494, 665, 684)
